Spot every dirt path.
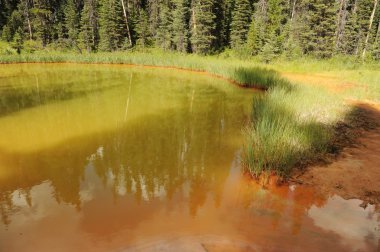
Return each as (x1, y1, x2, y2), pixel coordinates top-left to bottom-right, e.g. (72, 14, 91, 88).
(293, 102, 380, 206)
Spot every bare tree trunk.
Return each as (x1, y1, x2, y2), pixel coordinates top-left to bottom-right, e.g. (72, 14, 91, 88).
(192, 6, 197, 35)
(24, 0, 33, 39)
(362, 0, 378, 60)
(290, 0, 297, 22)
(124, 73, 133, 122)
(121, 0, 132, 46)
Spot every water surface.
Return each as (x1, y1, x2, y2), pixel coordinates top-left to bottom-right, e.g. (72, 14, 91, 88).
(0, 64, 378, 252)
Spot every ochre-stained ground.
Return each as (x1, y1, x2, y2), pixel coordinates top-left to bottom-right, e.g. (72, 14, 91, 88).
(281, 72, 357, 93)
(284, 71, 380, 205)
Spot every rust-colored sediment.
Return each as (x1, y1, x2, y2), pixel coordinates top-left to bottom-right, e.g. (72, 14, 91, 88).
(281, 72, 357, 93)
(293, 102, 380, 205)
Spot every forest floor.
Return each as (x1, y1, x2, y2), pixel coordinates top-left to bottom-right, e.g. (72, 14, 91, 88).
(284, 73, 380, 206)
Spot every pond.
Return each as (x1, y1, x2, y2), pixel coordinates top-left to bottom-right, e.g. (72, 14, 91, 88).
(0, 64, 378, 252)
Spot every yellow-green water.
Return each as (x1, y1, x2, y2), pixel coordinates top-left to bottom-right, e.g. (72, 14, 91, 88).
(0, 64, 378, 252)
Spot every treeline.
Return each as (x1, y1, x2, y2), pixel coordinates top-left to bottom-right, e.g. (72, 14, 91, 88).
(0, 0, 379, 59)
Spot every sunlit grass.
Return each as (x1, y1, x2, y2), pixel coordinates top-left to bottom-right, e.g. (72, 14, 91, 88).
(244, 84, 346, 176)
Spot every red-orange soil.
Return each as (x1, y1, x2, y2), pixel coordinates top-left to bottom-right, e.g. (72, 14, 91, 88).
(293, 102, 380, 206)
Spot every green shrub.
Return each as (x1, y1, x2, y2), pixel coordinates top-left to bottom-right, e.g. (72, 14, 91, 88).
(23, 40, 43, 53)
(0, 41, 17, 55)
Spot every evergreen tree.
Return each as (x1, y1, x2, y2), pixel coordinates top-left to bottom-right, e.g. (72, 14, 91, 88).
(299, 0, 337, 58)
(371, 4, 380, 58)
(11, 26, 23, 53)
(212, 0, 231, 51)
(261, 32, 276, 62)
(246, 0, 267, 55)
(79, 0, 99, 52)
(64, 0, 80, 43)
(156, 1, 173, 50)
(266, 0, 288, 54)
(31, 0, 54, 46)
(98, 0, 126, 51)
(3, 8, 23, 41)
(0, 0, 19, 31)
(0, 0, 379, 59)
(341, 0, 360, 54)
(135, 8, 151, 48)
(171, 0, 189, 52)
(230, 0, 251, 49)
(1, 24, 12, 41)
(190, 0, 216, 54)
(350, 0, 373, 55)
(148, 0, 160, 41)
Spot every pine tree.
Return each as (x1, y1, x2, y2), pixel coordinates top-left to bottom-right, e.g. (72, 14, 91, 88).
(190, 0, 216, 54)
(31, 0, 54, 46)
(268, 0, 288, 52)
(371, 4, 380, 58)
(156, 1, 173, 50)
(18, 0, 33, 40)
(172, 0, 189, 52)
(79, 0, 99, 52)
(261, 32, 276, 62)
(362, 0, 378, 59)
(64, 0, 80, 43)
(2, 7, 23, 42)
(98, 0, 126, 51)
(135, 9, 151, 48)
(1, 24, 12, 41)
(299, 0, 337, 58)
(230, 0, 251, 49)
(11, 26, 23, 53)
(372, 20, 380, 59)
(352, 0, 373, 55)
(148, 0, 161, 41)
(341, 0, 360, 54)
(246, 0, 267, 55)
(0, 0, 19, 31)
(335, 0, 348, 52)
(212, 0, 231, 51)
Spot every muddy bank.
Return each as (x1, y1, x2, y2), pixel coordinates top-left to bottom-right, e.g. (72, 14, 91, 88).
(292, 103, 380, 206)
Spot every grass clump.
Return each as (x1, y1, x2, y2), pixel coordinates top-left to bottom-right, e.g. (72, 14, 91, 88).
(244, 81, 346, 177)
(232, 67, 286, 89)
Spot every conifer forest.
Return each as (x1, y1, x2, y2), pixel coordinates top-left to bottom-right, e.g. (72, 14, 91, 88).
(0, 0, 379, 60)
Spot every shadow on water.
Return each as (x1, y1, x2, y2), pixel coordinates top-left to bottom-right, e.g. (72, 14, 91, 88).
(0, 66, 134, 117)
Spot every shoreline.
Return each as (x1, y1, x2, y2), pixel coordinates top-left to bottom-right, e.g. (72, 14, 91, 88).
(291, 102, 380, 206)
(0, 61, 267, 91)
(1, 54, 379, 205)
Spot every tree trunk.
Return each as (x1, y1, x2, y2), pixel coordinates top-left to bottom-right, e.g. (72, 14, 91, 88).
(24, 0, 33, 39)
(121, 0, 132, 46)
(290, 0, 296, 22)
(362, 0, 378, 60)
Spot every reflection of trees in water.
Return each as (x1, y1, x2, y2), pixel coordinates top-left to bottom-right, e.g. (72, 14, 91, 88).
(0, 188, 31, 226)
(0, 88, 248, 225)
(91, 92, 240, 216)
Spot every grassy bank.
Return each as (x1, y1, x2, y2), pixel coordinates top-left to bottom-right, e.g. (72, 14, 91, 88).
(0, 50, 379, 177)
